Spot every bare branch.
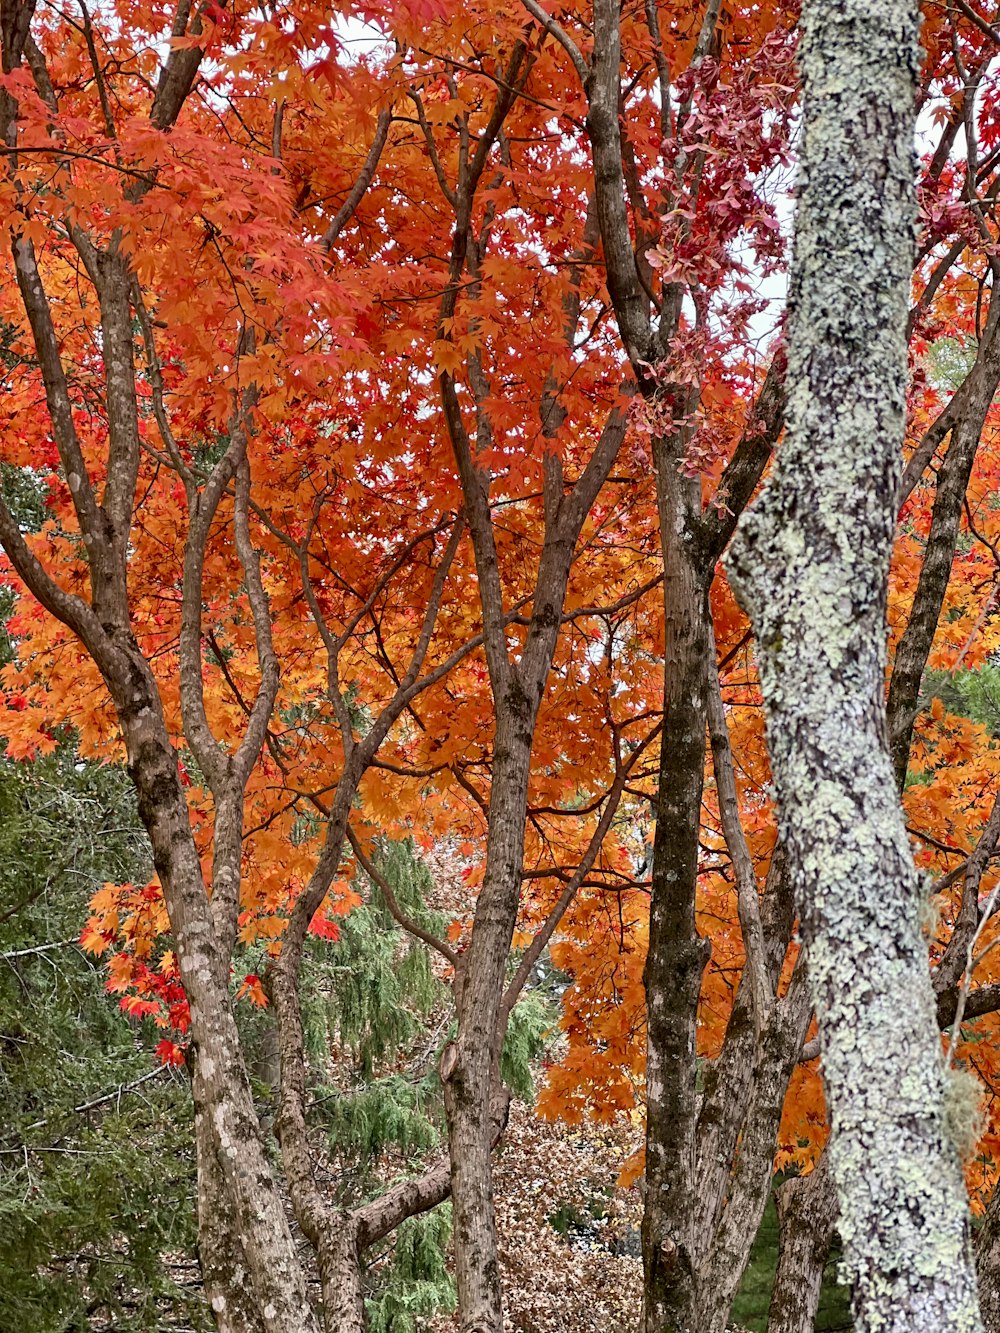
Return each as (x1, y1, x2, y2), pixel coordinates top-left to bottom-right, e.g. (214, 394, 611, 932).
(230, 455, 281, 787)
(955, 0, 1000, 46)
(700, 353, 787, 561)
(178, 387, 259, 792)
(347, 826, 457, 966)
(942, 790, 1000, 1058)
(322, 107, 392, 251)
(10, 236, 104, 542)
(518, 0, 588, 83)
(151, 0, 223, 131)
(0, 938, 78, 961)
(0, 495, 106, 656)
(499, 719, 662, 1021)
(585, 0, 654, 367)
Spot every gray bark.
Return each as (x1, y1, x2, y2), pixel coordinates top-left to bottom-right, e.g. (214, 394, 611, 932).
(767, 1160, 838, 1333)
(195, 1101, 266, 1333)
(727, 2, 983, 1327)
(695, 964, 812, 1332)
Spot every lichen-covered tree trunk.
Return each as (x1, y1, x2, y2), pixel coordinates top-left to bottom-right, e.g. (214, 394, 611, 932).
(727, 2, 983, 1327)
(114, 662, 319, 1333)
(195, 1105, 266, 1333)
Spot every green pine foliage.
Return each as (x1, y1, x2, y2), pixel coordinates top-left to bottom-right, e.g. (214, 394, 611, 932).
(922, 663, 1000, 737)
(367, 1207, 455, 1333)
(501, 990, 552, 1104)
(927, 337, 978, 392)
(324, 1074, 441, 1165)
(296, 839, 455, 1328)
(949, 663, 1000, 736)
(301, 840, 445, 1084)
(0, 747, 205, 1332)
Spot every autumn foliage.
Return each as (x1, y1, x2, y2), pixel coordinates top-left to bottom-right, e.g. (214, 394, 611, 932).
(3, 0, 1000, 1328)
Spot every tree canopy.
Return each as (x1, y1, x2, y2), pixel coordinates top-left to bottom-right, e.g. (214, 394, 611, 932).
(3, 0, 1000, 1329)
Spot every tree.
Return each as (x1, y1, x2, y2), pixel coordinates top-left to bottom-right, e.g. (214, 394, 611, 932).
(728, 0, 985, 1326)
(528, 2, 1000, 1329)
(6, 1, 1000, 1331)
(0, 2, 649, 1326)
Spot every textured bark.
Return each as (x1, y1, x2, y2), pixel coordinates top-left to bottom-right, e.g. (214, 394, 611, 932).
(767, 1160, 838, 1333)
(978, 1188, 1000, 1333)
(319, 1221, 366, 1333)
(695, 964, 812, 1332)
(431, 37, 629, 1321)
(887, 311, 1000, 789)
(640, 456, 712, 1333)
(195, 1103, 266, 1333)
(441, 432, 627, 1333)
(0, 16, 319, 1331)
(576, 0, 795, 1321)
(727, 2, 983, 1327)
(123, 686, 318, 1333)
(442, 702, 541, 1333)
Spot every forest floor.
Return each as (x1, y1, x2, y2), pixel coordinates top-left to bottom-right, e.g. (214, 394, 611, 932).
(428, 1099, 645, 1333)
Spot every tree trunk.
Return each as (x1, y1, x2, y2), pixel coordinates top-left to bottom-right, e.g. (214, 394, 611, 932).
(978, 1188, 1000, 1333)
(318, 1221, 366, 1333)
(695, 965, 812, 1332)
(640, 457, 712, 1333)
(767, 1160, 838, 1333)
(195, 1103, 266, 1333)
(886, 308, 1000, 788)
(443, 715, 535, 1333)
(116, 662, 319, 1333)
(727, 2, 983, 1327)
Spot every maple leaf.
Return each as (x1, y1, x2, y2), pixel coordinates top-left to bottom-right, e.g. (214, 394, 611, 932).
(155, 1038, 187, 1067)
(237, 974, 268, 1007)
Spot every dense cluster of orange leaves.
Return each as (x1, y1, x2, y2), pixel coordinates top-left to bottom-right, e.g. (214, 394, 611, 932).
(1, 0, 999, 1204)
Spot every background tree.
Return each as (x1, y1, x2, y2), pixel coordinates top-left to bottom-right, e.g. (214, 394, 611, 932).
(6, 1, 1000, 1331)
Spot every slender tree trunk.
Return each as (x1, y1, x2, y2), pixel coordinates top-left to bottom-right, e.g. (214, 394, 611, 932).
(886, 306, 1000, 788)
(767, 1160, 838, 1333)
(443, 718, 535, 1333)
(580, 0, 795, 1318)
(318, 1221, 366, 1333)
(695, 966, 812, 1331)
(728, 2, 983, 1327)
(978, 1190, 1000, 1333)
(640, 458, 711, 1333)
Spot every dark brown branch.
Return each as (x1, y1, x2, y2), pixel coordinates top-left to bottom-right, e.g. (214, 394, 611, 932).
(954, 0, 1000, 45)
(887, 316, 1000, 785)
(347, 826, 458, 966)
(499, 719, 662, 1022)
(151, 0, 223, 131)
(707, 623, 771, 1026)
(322, 107, 392, 251)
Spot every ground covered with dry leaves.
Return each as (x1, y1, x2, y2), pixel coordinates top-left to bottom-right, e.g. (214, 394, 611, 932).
(428, 1101, 643, 1333)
